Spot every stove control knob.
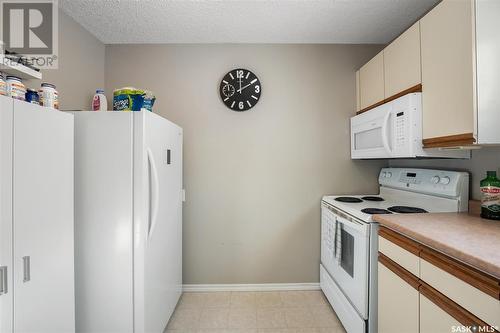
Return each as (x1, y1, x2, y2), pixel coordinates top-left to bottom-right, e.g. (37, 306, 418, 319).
(386, 172, 392, 178)
(431, 176, 440, 184)
(440, 176, 451, 185)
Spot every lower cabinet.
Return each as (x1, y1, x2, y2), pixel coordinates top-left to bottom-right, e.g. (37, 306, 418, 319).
(378, 227, 500, 333)
(378, 260, 419, 333)
(420, 293, 461, 333)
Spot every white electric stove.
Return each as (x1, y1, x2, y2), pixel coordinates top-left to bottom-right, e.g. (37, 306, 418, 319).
(320, 168, 469, 333)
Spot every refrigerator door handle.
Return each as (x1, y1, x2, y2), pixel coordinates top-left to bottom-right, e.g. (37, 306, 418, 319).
(22, 256, 30, 282)
(147, 148, 160, 240)
(0, 266, 7, 295)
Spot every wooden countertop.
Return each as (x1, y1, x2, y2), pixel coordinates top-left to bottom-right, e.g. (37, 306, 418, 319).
(373, 212, 500, 279)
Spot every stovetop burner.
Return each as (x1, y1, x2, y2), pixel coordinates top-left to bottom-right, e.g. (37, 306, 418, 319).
(361, 208, 392, 215)
(387, 206, 428, 214)
(361, 196, 384, 202)
(334, 197, 363, 203)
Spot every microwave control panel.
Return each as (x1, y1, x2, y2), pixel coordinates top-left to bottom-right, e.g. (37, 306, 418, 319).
(394, 111, 407, 151)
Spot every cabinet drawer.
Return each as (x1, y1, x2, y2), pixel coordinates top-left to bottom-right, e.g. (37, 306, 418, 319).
(421, 258, 500, 327)
(378, 227, 420, 277)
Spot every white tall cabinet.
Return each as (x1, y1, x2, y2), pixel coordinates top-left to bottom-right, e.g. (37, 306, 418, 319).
(0, 95, 75, 333)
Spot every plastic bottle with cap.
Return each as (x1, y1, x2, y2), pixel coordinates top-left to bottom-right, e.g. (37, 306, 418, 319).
(92, 89, 107, 111)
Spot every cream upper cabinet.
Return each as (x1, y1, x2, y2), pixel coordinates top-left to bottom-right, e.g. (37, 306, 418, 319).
(420, 0, 475, 141)
(378, 261, 419, 333)
(384, 22, 421, 97)
(355, 70, 360, 112)
(359, 51, 384, 110)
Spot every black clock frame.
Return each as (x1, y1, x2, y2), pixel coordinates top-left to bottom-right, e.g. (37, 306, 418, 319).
(219, 68, 261, 111)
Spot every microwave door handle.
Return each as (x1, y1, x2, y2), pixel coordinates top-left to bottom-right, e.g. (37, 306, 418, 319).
(381, 111, 393, 155)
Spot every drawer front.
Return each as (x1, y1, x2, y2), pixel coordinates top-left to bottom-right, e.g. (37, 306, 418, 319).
(379, 236, 419, 277)
(421, 258, 500, 327)
(420, 293, 461, 333)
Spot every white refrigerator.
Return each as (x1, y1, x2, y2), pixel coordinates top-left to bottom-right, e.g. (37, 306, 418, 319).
(72, 111, 183, 333)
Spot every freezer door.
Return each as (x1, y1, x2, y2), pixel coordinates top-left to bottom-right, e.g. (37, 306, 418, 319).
(0, 95, 13, 333)
(134, 111, 183, 333)
(12, 101, 75, 332)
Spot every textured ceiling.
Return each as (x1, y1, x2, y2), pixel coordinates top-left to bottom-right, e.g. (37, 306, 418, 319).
(59, 0, 439, 44)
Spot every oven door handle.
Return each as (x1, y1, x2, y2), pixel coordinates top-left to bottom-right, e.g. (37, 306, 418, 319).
(336, 221, 342, 264)
(333, 219, 338, 258)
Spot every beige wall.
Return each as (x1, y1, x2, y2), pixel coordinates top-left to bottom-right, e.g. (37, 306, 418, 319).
(106, 44, 385, 284)
(25, 10, 105, 110)
(389, 147, 500, 200)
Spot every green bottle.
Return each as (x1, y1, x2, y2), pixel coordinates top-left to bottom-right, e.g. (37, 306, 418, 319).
(480, 171, 500, 220)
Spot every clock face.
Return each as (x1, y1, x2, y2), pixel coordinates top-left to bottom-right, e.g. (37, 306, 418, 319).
(219, 69, 261, 111)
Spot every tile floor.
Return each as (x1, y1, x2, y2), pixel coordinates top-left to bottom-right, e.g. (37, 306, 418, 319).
(165, 290, 347, 333)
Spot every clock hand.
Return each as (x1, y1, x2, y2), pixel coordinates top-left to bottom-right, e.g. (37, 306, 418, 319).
(239, 78, 242, 94)
(237, 79, 257, 93)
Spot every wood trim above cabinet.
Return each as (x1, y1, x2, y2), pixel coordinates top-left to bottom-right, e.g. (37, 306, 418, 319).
(420, 247, 500, 300)
(356, 84, 422, 115)
(422, 133, 476, 148)
(420, 283, 499, 332)
(379, 226, 421, 256)
(379, 252, 421, 290)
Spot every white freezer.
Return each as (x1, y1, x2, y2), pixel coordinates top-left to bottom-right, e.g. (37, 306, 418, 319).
(72, 111, 183, 333)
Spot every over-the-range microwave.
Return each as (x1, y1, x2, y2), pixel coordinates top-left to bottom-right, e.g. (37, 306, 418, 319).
(350, 93, 469, 159)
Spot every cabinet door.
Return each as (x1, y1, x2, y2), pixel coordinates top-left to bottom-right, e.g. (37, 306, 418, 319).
(420, 0, 475, 141)
(384, 22, 421, 97)
(378, 261, 419, 333)
(355, 70, 360, 112)
(12, 101, 74, 333)
(420, 294, 461, 333)
(359, 51, 384, 110)
(0, 95, 13, 333)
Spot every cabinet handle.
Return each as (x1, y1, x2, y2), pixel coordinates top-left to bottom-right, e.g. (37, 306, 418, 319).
(0, 266, 7, 295)
(22, 256, 30, 282)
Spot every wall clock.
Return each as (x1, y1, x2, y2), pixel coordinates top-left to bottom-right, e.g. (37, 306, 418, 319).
(219, 68, 261, 111)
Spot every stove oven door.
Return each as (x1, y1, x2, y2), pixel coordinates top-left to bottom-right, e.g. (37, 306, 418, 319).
(322, 204, 370, 319)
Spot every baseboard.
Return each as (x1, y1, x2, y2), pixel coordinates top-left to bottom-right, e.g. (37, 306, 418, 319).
(182, 283, 321, 292)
